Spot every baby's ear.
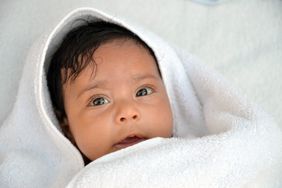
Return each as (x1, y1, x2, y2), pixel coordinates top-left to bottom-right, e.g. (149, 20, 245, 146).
(60, 116, 76, 145)
(61, 116, 69, 127)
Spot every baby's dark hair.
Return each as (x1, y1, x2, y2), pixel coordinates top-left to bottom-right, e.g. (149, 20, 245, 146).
(47, 21, 158, 137)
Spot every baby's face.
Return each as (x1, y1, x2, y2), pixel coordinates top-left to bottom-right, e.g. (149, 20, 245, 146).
(62, 39, 173, 161)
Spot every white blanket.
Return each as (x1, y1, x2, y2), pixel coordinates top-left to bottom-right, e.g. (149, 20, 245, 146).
(67, 43, 282, 188)
(0, 7, 282, 188)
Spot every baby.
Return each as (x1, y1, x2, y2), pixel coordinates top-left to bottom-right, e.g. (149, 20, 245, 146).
(47, 21, 173, 163)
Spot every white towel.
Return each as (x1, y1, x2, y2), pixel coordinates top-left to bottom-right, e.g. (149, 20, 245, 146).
(1, 7, 282, 188)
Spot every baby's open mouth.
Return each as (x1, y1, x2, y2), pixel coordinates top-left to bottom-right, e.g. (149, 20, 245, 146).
(114, 135, 147, 149)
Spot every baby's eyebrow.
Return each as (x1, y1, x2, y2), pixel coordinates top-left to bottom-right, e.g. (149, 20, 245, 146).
(77, 80, 108, 99)
(132, 74, 159, 81)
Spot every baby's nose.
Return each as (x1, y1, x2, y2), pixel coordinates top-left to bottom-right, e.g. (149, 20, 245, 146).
(115, 102, 140, 123)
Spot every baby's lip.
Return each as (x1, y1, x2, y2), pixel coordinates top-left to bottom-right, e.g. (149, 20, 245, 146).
(114, 135, 147, 149)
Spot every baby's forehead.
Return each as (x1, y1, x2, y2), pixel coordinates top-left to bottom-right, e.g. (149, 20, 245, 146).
(64, 45, 160, 89)
(51, 21, 159, 83)
(91, 40, 158, 71)
(93, 39, 160, 74)
(93, 39, 154, 61)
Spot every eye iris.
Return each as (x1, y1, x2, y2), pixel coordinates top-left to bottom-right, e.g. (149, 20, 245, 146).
(137, 88, 151, 97)
(140, 89, 147, 96)
(93, 97, 107, 106)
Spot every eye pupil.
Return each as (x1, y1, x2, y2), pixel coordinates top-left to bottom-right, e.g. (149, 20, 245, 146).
(139, 89, 147, 96)
(136, 87, 152, 97)
(93, 97, 107, 106)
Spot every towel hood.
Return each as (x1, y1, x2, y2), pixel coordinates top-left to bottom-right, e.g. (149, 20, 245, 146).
(41, 7, 206, 139)
(0, 7, 206, 187)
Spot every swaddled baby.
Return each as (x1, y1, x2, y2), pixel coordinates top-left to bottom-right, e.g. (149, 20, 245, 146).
(47, 21, 173, 164)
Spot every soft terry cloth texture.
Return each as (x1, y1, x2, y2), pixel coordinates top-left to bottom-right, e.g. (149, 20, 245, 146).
(1, 7, 282, 188)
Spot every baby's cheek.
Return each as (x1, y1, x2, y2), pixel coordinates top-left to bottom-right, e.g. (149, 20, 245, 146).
(147, 109, 172, 137)
(160, 105, 173, 136)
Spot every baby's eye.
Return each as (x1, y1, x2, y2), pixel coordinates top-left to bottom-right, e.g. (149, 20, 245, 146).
(90, 97, 110, 106)
(136, 87, 153, 97)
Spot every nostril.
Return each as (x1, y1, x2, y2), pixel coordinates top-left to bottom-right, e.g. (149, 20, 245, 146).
(119, 115, 138, 122)
(132, 115, 138, 120)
